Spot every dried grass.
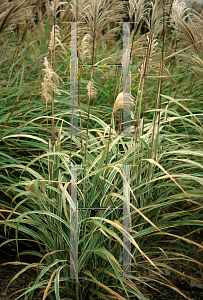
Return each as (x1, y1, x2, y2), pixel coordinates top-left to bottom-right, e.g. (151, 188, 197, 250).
(41, 57, 62, 105)
(86, 79, 97, 99)
(0, 0, 34, 34)
(113, 92, 135, 115)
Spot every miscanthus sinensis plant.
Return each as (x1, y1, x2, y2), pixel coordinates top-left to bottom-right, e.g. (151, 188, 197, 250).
(0, 1, 203, 300)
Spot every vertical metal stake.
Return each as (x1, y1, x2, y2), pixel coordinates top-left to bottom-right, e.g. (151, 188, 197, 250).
(68, 22, 86, 281)
(123, 164, 131, 277)
(70, 22, 79, 280)
(70, 165, 78, 279)
(122, 22, 132, 278)
(123, 22, 131, 133)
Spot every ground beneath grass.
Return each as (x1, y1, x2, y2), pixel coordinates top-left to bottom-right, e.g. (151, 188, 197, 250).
(1, 232, 203, 300)
(1, 258, 203, 300)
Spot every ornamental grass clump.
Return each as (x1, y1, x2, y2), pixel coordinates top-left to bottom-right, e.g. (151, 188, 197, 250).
(1, 1, 203, 300)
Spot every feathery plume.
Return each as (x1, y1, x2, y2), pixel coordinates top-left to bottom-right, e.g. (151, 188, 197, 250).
(61, 0, 88, 23)
(49, 25, 61, 53)
(129, 0, 137, 21)
(70, 0, 85, 21)
(180, 52, 203, 75)
(82, 0, 124, 47)
(171, 0, 187, 20)
(129, 0, 149, 25)
(80, 33, 92, 63)
(0, 0, 33, 35)
(25, 180, 45, 196)
(42, 57, 62, 105)
(86, 79, 97, 98)
(191, 53, 203, 73)
(50, 0, 67, 17)
(113, 92, 135, 115)
(150, 0, 166, 35)
(171, 0, 202, 53)
(42, 77, 52, 104)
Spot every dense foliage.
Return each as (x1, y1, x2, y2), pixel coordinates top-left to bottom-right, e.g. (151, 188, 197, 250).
(0, 0, 203, 299)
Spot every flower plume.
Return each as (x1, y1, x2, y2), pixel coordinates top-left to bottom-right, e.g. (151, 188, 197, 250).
(113, 92, 135, 114)
(41, 57, 62, 106)
(49, 25, 61, 53)
(86, 79, 97, 98)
